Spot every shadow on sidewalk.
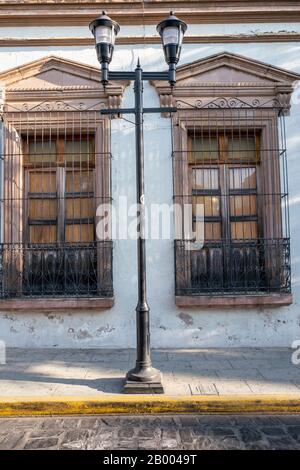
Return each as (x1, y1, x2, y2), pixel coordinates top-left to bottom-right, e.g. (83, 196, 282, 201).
(0, 348, 299, 396)
(0, 369, 124, 394)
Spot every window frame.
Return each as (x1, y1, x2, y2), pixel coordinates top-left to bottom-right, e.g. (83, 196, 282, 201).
(188, 132, 262, 242)
(1, 112, 114, 309)
(172, 109, 292, 307)
(0, 55, 129, 310)
(23, 134, 97, 245)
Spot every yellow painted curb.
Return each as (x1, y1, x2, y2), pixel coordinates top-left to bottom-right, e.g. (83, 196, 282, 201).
(0, 394, 300, 416)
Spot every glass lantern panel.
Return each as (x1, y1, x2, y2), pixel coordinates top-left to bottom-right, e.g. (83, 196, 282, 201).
(178, 27, 184, 46)
(162, 27, 179, 45)
(95, 25, 113, 44)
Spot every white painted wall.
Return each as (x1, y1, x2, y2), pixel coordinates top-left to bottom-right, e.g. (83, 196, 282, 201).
(0, 24, 300, 348)
(0, 23, 300, 40)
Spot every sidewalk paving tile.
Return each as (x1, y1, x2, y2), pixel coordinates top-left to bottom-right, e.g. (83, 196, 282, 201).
(192, 359, 234, 370)
(189, 383, 219, 396)
(0, 380, 58, 396)
(246, 380, 300, 394)
(229, 359, 276, 369)
(216, 368, 265, 380)
(213, 380, 253, 395)
(172, 369, 218, 383)
(1, 347, 300, 398)
(167, 352, 207, 362)
(259, 367, 300, 381)
(163, 382, 191, 396)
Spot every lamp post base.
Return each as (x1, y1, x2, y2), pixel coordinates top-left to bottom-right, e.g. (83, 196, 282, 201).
(123, 366, 164, 394)
(123, 380, 164, 394)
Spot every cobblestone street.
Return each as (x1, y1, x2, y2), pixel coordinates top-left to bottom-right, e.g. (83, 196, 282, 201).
(0, 415, 300, 450)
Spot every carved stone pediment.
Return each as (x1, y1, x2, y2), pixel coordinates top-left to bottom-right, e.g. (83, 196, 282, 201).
(0, 55, 129, 112)
(151, 52, 300, 114)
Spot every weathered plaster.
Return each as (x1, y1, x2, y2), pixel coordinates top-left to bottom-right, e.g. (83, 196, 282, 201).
(1, 23, 300, 40)
(0, 28, 299, 348)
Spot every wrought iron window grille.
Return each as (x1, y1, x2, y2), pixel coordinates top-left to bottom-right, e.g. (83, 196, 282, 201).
(172, 99, 291, 296)
(0, 105, 113, 299)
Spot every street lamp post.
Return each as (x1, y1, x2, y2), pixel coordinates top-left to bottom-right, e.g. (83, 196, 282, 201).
(90, 11, 187, 393)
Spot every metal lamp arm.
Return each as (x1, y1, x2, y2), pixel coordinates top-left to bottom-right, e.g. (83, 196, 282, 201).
(106, 69, 174, 84)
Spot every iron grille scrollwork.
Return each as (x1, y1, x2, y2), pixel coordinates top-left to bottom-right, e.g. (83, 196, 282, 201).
(0, 241, 113, 298)
(172, 101, 291, 297)
(175, 238, 291, 296)
(0, 105, 113, 299)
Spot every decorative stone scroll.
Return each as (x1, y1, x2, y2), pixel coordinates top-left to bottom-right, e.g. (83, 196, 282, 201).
(151, 52, 300, 115)
(0, 55, 129, 113)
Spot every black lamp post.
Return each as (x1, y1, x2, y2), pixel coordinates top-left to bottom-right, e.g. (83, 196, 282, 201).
(157, 12, 187, 88)
(90, 11, 187, 393)
(89, 11, 120, 85)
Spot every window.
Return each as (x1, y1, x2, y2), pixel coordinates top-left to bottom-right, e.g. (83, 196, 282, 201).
(187, 130, 266, 294)
(0, 55, 128, 308)
(152, 51, 298, 306)
(25, 136, 95, 244)
(190, 132, 260, 242)
(172, 104, 291, 304)
(1, 110, 113, 303)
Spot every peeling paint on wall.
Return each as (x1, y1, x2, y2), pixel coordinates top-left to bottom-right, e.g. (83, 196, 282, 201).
(0, 35, 299, 348)
(96, 325, 116, 336)
(178, 312, 194, 326)
(45, 314, 64, 324)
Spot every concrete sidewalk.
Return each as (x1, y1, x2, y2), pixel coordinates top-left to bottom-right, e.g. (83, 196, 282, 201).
(0, 348, 300, 414)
